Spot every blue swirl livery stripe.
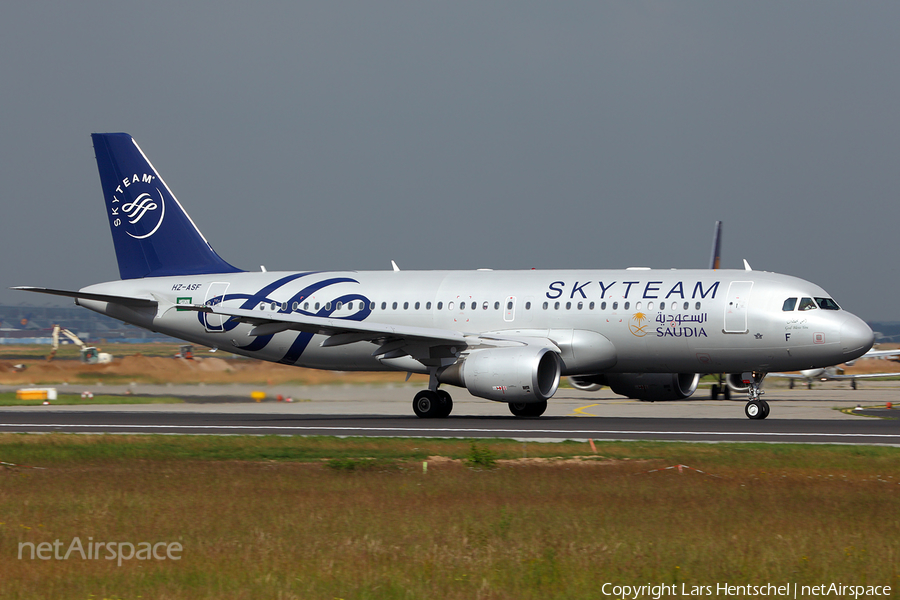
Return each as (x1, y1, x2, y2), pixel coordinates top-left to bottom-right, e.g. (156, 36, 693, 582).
(200, 272, 373, 361)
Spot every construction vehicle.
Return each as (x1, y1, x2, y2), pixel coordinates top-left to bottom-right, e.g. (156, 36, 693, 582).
(174, 344, 194, 360)
(47, 324, 112, 364)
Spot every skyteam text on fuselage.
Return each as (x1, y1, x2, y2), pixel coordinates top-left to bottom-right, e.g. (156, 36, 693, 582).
(14, 133, 875, 419)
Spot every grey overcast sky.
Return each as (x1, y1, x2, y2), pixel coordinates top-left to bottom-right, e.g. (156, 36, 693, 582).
(1, 3, 898, 320)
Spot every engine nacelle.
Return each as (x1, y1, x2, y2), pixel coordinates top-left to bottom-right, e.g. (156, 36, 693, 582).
(725, 372, 750, 394)
(568, 375, 605, 392)
(438, 347, 561, 402)
(602, 372, 700, 401)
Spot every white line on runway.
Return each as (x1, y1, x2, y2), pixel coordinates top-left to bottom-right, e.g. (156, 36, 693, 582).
(2, 423, 899, 439)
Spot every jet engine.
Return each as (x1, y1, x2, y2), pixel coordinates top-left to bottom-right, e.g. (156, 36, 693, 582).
(438, 347, 561, 402)
(568, 375, 604, 392)
(600, 372, 700, 401)
(725, 372, 750, 394)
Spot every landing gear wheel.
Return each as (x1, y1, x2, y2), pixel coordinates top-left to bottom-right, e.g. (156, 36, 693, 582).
(413, 390, 441, 418)
(745, 401, 764, 420)
(508, 400, 548, 417)
(760, 400, 770, 419)
(711, 384, 720, 400)
(436, 390, 453, 418)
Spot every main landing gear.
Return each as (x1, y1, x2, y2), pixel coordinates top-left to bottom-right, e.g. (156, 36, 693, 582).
(743, 371, 769, 420)
(412, 389, 453, 418)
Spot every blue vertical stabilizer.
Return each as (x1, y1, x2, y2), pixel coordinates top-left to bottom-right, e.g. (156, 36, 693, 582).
(92, 133, 243, 280)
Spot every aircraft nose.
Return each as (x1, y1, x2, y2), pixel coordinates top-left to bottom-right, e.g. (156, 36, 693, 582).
(840, 315, 874, 359)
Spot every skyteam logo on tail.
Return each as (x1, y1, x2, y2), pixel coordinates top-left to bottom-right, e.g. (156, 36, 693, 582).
(109, 174, 165, 239)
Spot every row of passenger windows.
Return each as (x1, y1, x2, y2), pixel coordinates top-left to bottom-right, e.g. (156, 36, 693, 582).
(259, 299, 704, 312)
(782, 297, 841, 312)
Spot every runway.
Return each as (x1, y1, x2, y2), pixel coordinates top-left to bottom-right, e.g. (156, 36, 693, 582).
(0, 411, 898, 443)
(1, 383, 898, 443)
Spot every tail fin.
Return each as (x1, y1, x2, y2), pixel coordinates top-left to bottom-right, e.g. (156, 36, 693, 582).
(92, 133, 242, 280)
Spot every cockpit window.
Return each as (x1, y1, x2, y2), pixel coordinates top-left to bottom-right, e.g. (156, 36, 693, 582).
(815, 297, 841, 310)
(782, 298, 797, 311)
(798, 297, 817, 311)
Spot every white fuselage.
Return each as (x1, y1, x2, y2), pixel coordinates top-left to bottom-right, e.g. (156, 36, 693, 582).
(77, 267, 873, 377)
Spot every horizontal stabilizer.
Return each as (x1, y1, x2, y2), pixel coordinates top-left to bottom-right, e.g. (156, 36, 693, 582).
(11, 286, 157, 308)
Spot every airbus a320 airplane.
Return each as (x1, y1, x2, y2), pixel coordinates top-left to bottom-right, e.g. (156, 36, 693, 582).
(15, 133, 875, 419)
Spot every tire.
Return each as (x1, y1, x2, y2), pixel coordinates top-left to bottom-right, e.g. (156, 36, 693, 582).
(413, 390, 440, 418)
(760, 400, 770, 419)
(711, 384, 720, 400)
(745, 401, 763, 420)
(436, 390, 453, 418)
(508, 400, 548, 417)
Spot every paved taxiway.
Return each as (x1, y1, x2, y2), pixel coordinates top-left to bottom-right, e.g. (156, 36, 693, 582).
(1, 382, 898, 444)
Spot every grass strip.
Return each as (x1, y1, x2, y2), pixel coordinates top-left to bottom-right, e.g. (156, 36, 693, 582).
(0, 393, 184, 406)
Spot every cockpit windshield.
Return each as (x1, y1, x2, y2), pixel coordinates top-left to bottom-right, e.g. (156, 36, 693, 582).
(782, 298, 797, 311)
(798, 297, 817, 311)
(815, 297, 841, 310)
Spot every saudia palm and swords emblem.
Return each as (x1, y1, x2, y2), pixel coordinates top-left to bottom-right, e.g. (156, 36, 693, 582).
(109, 173, 165, 239)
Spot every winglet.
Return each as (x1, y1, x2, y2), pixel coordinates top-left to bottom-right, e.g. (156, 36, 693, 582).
(708, 221, 722, 270)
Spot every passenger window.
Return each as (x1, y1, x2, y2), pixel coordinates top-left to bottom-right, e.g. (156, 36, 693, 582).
(683, 302, 689, 310)
(335, 302, 342, 311)
(437, 302, 443, 310)
(566, 302, 571, 310)
(483, 301, 488, 310)
(392, 302, 398, 310)
(695, 302, 701, 310)
(403, 302, 409, 310)
(612, 302, 618, 310)
(815, 297, 840, 310)
(554, 302, 560, 310)
(782, 298, 797, 311)
(577, 302, 583, 310)
(659, 302, 665, 310)
(624, 302, 630, 310)
(325, 302, 332, 311)
(507, 301, 513, 310)
(589, 301, 595, 310)
(542, 302, 548, 310)
(303, 302, 309, 310)
(369, 302, 375, 310)
(292, 301, 298, 311)
(647, 301, 653, 310)
(315, 302, 320, 310)
(525, 301, 531, 310)
(448, 302, 454, 310)
(415, 302, 420, 310)
(798, 297, 817, 311)
(426, 302, 432, 310)
(635, 301, 642, 310)
(601, 302, 607, 310)
(494, 301, 500, 310)
(381, 302, 386, 310)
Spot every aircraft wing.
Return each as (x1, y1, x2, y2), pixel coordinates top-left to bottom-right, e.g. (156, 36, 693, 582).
(860, 349, 900, 360)
(827, 372, 900, 380)
(187, 304, 557, 359)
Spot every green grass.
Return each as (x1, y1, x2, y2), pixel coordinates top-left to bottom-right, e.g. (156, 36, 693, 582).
(1, 434, 899, 599)
(0, 393, 184, 407)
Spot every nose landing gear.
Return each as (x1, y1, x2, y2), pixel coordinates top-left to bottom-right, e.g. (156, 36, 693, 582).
(742, 371, 769, 420)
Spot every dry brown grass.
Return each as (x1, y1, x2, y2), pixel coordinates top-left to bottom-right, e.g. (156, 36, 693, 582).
(1, 436, 899, 599)
(0, 351, 428, 386)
